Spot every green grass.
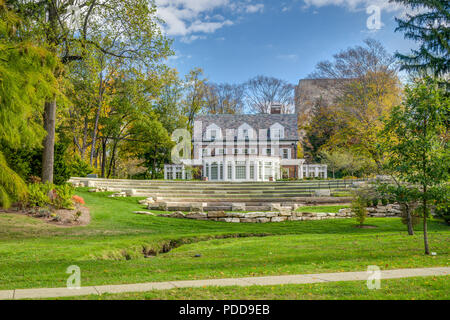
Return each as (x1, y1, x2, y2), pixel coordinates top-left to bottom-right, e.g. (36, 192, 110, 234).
(52, 276, 450, 300)
(296, 205, 349, 213)
(0, 190, 448, 292)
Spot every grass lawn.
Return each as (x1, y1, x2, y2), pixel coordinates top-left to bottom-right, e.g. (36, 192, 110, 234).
(296, 205, 349, 213)
(0, 190, 448, 292)
(52, 276, 450, 300)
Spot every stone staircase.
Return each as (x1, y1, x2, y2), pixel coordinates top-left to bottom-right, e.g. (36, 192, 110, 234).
(70, 177, 354, 212)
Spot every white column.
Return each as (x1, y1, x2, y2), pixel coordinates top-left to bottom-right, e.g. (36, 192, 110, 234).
(231, 160, 236, 181)
(315, 166, 319, 178)
(246, 160, 250, 181)
(255, 161, 259, 181)
(271, 162, 275, 181)
(299, 163, 304, 179)
(182, 166, 186, 180)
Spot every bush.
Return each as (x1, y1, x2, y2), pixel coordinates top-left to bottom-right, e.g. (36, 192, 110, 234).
(53, 144, 71, 185)
(54, 184, 75, 209)
(27, 182, 54, 208)
(351, 196, 368, 226)
(381, 198, 388, 206)
(26, 182, 74, 209)
(72, 195, 85, 205)
(69, 157, 93, 178)
(372, 198, 379, 207)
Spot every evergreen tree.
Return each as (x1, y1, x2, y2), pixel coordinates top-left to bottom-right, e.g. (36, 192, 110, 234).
(0, 0, 60, 207)
(392, 0, 449, 76)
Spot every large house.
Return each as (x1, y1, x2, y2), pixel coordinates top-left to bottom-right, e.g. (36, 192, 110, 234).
(164, 104, 327, 181)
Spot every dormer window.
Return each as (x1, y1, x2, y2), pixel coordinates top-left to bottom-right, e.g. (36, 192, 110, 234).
(270, 123, 285, 139)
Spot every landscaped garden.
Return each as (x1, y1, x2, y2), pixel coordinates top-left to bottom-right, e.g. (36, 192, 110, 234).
(0, 189, 448, 295)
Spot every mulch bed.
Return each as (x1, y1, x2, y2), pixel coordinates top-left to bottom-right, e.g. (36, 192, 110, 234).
(0, 203, 91, 227)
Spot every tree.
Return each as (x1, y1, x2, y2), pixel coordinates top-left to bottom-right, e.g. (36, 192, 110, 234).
(124, 118, 173, 179)
(182, 68, 209, 132)
(391, 0, 449, 77)
(302, 99, 340, 162)
(245, 76, 294, 114)
(0, 0, 60, 207)
(205, 83, 245, 114)
(310, 39, 402, 169)
(382, 78, 449, 254)
(10, 0, 172, 182)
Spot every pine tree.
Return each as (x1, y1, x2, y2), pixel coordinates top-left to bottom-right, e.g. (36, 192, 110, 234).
(391, 0, 449, 76)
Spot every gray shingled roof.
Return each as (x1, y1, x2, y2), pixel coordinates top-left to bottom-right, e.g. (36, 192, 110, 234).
(195, 114, 298, 141)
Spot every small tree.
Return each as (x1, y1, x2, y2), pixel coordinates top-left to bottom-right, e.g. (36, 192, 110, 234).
(352, 196, 368, 227)
(378, 184, 419, 235)
(382, 78, 449, 254)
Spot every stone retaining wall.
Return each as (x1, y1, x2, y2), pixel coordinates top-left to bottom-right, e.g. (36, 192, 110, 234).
(157, 204, 402, 223)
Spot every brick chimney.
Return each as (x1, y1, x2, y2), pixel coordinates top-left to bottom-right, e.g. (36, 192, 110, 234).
(270, 104, 281, 114)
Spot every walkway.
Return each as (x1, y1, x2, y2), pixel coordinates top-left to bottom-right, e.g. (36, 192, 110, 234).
(1, 267, 448, 299)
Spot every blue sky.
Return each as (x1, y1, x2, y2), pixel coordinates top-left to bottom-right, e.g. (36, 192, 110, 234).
(156, 0, 418, 85)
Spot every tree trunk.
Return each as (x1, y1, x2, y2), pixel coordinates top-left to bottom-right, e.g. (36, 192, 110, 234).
(101, 138, 107, 178)
(42, 99, 56, 183)
(406, 207, 414, 236)
(423, 193, 430, 255)
(90, 70, 104, 166)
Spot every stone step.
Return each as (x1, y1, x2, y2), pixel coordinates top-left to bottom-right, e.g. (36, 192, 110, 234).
(146, 197, 350, 204)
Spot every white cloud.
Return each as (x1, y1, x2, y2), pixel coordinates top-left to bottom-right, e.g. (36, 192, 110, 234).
(155, 0, 265, 42)
(302, 0, 422, 16)
(245, 4, 265, 13)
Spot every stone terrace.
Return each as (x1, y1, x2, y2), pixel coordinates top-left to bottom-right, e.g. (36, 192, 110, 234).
(70, 178, 355, 212)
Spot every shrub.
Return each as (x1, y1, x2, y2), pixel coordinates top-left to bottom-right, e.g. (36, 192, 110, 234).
(381, 198, 388, 206)
(0, 152, 28, 209)
(351, 196, 368, 227)
(72, 195, 85, 205)
(26, 182, 74, 209)
(27, 182, 54, 208)
(372, 198, 379, 207)
(54, 184, 75, 209)
(69, 157, 93, 178)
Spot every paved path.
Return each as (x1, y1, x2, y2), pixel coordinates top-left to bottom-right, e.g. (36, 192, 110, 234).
(1, 267, 448, 300)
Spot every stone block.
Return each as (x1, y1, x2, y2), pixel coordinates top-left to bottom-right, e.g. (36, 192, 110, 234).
(271, 217, 287, 222)
(315, 212, 328, 217)
(264, 212, 279, 218)
(126, 189, 137, 197)
(218, 218, 240, 223)
(133, 211, 155, 216)
(207, 211, 227, 218)
(314, 189, 331, 197)
(256, 217, 270, 223)
(327, 212, 336, 217)
(190, 203, 204, 213)
(86, 180, 96, 188)
(158, 202, 168, 211)
(240, 218, 257, 223)
(185, 213, 207, 220)
(279, 209, 292, 216)
(243, 212, 267, 219)
(231, 203, 246, 211)
(269, 203, 282, 211)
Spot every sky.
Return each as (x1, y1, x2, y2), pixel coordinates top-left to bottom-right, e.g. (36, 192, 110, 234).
(156, 0, 419, 85)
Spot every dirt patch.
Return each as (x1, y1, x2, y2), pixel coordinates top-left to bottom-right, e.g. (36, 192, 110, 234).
(0, 203, 91, 227)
